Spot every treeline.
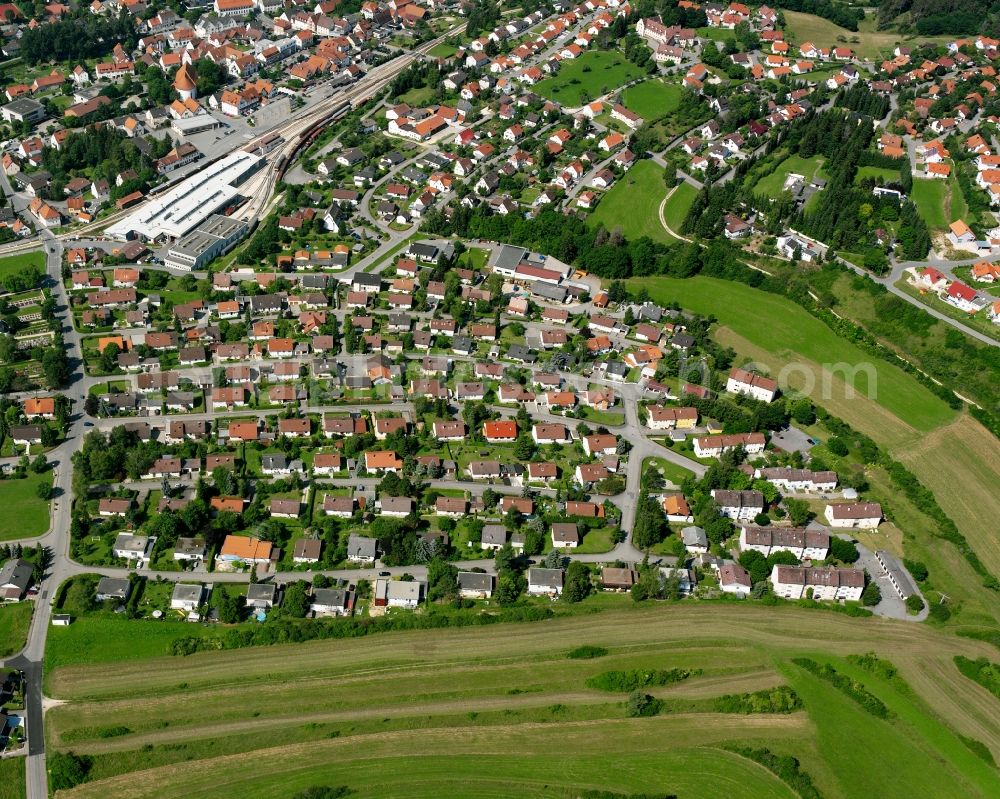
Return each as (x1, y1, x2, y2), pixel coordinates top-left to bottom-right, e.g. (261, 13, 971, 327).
(792, 658, 891, 718)
(170, 605, 555, 655)
(586, 668, 699, 692)
(422, 203, 686, 280)
(20, 10, 136, 65)
(792, 109, 928, 259)
(722, 746, 823, 799)
(464, 0, 500, 39)
(877, 0, 990, 35)
(710, 686, 802, 714)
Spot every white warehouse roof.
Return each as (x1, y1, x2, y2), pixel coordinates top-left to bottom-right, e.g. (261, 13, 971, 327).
(106, 151, 261, 242)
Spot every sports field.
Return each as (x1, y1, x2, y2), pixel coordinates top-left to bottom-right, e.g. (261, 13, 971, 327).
(534, 50, 644, 107)
(47, 605, 1000, 799)
(588, 160, 676, 245)
(622, 79, 682, 120)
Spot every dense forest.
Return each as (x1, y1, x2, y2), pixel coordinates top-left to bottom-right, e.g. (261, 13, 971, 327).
(19, 10, 136, 65)
(876, 0, 997, 35)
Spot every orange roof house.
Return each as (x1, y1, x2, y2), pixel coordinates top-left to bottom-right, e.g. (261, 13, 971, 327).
(219, 534, 272, 562)
(211, 496, 246, 514)
(483, 420, 517, 441)
(23, 397, 55, 417)
(365, 450, 403, 471)
(228, 421, 259, 441)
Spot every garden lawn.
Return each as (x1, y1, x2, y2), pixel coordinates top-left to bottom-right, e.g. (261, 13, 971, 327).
(696, 26, 736, 42)
(627, 276, 956, 436)
(0, 601, 32, 657)
(0, 251, 44, 283)
(622, 79, 682, 121)
(753, 154, 825, 198)
(0, 471, 52, 541)
(911, 178, 948, 229)
(643, 456, 695, 486)
(427, 43, 457, 58)
(588, 160, 675, 245)
(534, 50, 644, 107)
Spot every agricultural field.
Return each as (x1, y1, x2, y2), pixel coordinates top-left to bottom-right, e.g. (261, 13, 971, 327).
(45, 605, 1000, 799)
(0, 601, 32, 657)
(45, 614, 228, 672)
(534, 50, 644, 108)
(752, 154, 825, 199)
(588, 160, 676, 245)
(0, 471, 53, 541)
(621, 79, 682, 121)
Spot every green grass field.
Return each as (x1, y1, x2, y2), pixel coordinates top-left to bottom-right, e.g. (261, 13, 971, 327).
(643, 456, 695, 486)
(0, 757, 25, 799)
(588, 160, 675, 245)
(855, 165, 900, 184)
(0, 251, 44, 284)
(949, 175, 969, 225)
(911, 179, 950, 230)
(696, 26, 737, 42)
(621, 79, 682, 121)
(427, 43, 457, 58)
(753, 154, 825, 198)
(663, 181, 698, 234)
(44, 615, 228, 672)
(0, 601, 32, 657)
(0, 471, 52, 541)
(782, 11, 952, 61)
(626, 276, 956, 436)
(534, 50, 644, 107)
(45, 605, 1000, 799)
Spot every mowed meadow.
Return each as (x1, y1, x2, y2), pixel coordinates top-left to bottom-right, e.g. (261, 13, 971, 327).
(48, 605, 1000, 799)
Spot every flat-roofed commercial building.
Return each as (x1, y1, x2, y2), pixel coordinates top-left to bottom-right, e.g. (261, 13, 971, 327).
(106, 151, 261, 242)
(165, 214, 249, 270)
